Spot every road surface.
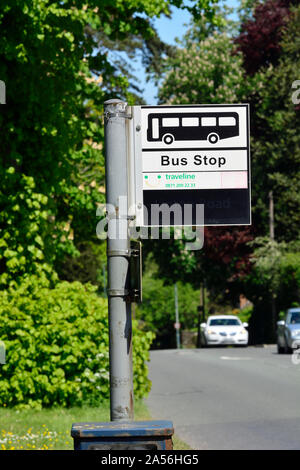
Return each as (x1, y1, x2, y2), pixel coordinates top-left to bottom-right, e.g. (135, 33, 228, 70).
(146, 346, 300, 450)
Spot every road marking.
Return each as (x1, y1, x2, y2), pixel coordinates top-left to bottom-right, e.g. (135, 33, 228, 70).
(220, 356, 252, 361)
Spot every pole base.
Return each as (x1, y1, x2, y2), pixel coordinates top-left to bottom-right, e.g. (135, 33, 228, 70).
(71, 420, 174, 450)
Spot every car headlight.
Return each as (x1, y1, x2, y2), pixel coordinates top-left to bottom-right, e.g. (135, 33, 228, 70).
(291, 330, 300, 337)
(240, 329, 247, 334)
(207, 329, 217, 335)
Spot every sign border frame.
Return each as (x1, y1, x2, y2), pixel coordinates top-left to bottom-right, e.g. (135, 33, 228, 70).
(130, 104, 251, 227)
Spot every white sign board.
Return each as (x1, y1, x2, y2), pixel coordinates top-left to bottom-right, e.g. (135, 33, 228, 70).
(129, 104, 251, 227)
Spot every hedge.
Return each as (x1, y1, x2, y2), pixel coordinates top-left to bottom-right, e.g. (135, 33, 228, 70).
(0, 276, 154, 409)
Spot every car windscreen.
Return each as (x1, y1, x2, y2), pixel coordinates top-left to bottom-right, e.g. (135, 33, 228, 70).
(209, 319, 241, 326)
(288, 312, 300, 324)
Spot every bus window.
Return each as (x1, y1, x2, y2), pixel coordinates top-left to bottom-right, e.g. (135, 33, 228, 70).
(201, 117, 216, 127)
(219, 116, 236, 126)
(162, 117, 180, 127)
(182, 117, 199, 127)
(152, 118, 159, 139)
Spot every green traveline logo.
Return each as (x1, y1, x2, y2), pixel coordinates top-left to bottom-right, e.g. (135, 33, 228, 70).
(0, 341, 5, 364)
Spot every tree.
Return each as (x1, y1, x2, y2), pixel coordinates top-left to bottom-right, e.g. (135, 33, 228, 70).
(148, 13, 256, 308)
(146, 227, 254, 305)
(249, 4, 300, 242)
(149, 1, 300, 344)
(158, 32, 247, 104)
(235, 0, 295, 75)
(136, 259, 201, 349)
(0, 1, 105, 286)
(244, 238, 300, 343)
(0, 0, 221, 287)
(158, 4, 249, 105)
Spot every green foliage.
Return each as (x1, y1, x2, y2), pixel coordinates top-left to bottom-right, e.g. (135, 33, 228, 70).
(234, 305, 253, 324)
(249, 5, 300, 241)
(0, 276, 154, 409)
(0, 167, 59, 288)
(246, 237, 300, 309)
(0, 0, 221, 287)
(248, 237, 285, 294)
(159, 32, 247, 105)
(154, 2, 300, 345)
(278, 250, 300, 306)
(57, 241, 107, 294)
(136, 260, 200, 348)
(0, 1, 108, 286)
(0, 401, 150, 449)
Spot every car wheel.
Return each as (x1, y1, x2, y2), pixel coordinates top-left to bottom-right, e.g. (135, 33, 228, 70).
(284, 340, 293, 354)
(277, 343, 285, 354)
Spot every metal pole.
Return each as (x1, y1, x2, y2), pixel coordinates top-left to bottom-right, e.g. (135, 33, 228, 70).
(269, 190, 275, 240)
(104, 99, 133, 422)
(174, 284, 180, 349)
(269, 190, 276, 341)
(103, 264, 107, 296)
(202, 282, 206, 324)
(197, 282, 205, 348)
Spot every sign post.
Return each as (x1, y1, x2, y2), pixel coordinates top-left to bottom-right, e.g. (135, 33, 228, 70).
(71, 99, 174, 450)
(104, 99, 134, 421)
(174, 284, 181, 349)
(71, 101, 251, 450)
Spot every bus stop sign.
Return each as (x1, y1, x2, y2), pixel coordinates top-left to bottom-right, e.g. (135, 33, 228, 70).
(130, 104, 251, 227)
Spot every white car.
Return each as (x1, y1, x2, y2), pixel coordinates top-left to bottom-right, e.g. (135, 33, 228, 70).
(200, 315, 249, 347)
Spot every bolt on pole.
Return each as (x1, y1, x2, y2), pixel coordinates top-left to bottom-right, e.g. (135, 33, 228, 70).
(104, 99, 133, 422)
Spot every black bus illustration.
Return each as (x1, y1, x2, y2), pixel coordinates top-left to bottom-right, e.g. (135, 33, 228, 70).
(147, 112, 239, 145)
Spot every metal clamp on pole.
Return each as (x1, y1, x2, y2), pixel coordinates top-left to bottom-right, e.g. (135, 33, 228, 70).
(105, 111, 132, 120)
(104, 99, 132, 121)
(107, 288, 130, 297)
(107, 249, 131, 257)
(105, 213, 135, 221)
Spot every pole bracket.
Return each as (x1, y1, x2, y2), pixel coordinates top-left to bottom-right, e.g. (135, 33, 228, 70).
(107, 249, 131, 257)
(108, 288, 129, 297)
(104, 111, 132, 120)
(106, 213, 135, 221)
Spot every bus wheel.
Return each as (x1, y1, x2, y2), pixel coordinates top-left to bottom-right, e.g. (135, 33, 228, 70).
(163, 134, 174, 145)
(208, 133, 219, 144)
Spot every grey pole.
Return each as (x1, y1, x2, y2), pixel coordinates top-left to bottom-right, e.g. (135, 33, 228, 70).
(174, 284, 180, 349)
(104, 99, 133, 422)
(103, 264, 107, 297)
(269, 190, 275, 240)
(269, 190, 276, 340)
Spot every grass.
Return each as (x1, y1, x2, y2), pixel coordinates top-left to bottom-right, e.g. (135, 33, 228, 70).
(0, 401, 191, 450)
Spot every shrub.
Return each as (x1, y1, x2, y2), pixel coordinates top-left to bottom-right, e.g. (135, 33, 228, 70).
(0, 276, 154, 409)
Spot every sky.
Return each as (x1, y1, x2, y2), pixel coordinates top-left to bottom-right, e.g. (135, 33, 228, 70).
(134, 0, 239, 104)
(134, 6, 192, 105)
